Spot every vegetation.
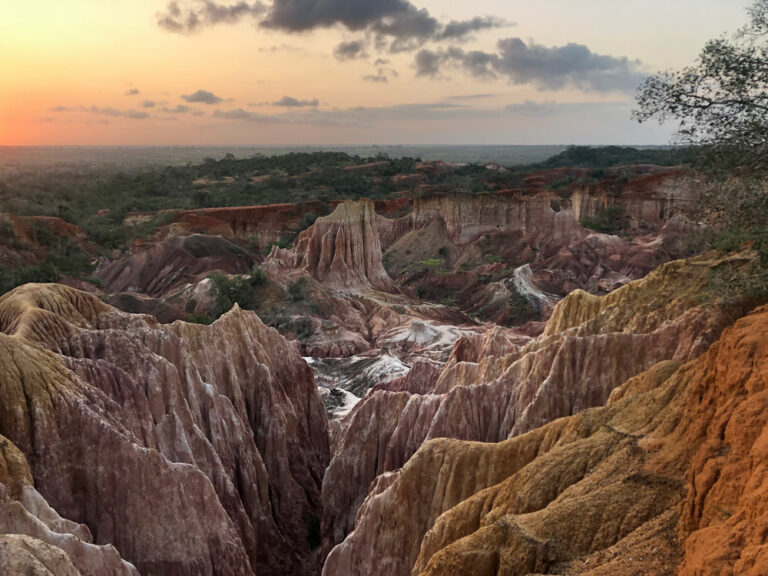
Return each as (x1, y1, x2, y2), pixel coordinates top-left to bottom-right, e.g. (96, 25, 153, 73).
(418, 258, 444, 269)
(207, 266, 268, 319)
(635, 0, 768, 305)
(294, 317, 315, 339)
(535, 145, 691, 170)
(0, 231, 96, 294)
(507, 287, 538, 325)
(581, 206, 629, 235)
(288, 277, 310, 302)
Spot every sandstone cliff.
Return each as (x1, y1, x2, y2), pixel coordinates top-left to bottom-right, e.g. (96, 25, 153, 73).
(321, 254, 743, 567)
(267, 199, 397, 292)
(96, 234, 255, 296)
(168, 202, 331, 246)
(0, 434, 138, 575)
(323, 300, 768, 576)
(0, 283, 329, 576)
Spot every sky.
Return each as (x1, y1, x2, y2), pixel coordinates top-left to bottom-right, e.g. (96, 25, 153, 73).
(0, 0, 752, 146)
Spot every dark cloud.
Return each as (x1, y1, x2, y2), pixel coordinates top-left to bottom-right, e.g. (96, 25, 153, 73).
(363, 65, 399, 84)
(88, 106, 150, 119)
(158, 1, 266, 33)
(262, 0, 415, 32)
(213, 108, 283, 122)
(414, 49, 442, 77)
(363, 73, 388, 83)
(158, 1, 511, 54)
(162, 104, 192, 113)
(258, 43, 305, 54)
(438, 16, 510, 41)
(447, 93, 495, 100)
(142, 100, 156, 108)
(125, 88, 140, 96)
(415, 38, 644, 92)
(50, 105, 150, 119)
(272, 96, 319, 107)
(182, 89, 224, 104)
(334, 40, 368, 61)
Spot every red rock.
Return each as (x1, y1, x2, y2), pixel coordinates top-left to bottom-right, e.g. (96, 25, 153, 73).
(320, 254, 743, 566)
(0, 283, 329, 576)
(324, 299, 768, 576)
(267, 199, 398, 292)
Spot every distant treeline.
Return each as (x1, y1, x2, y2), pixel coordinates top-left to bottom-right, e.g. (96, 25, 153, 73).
(533, 145, 691, 170)
(0, 146, 690, 253)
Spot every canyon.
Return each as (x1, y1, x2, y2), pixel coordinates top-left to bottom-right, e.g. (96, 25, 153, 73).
(1, 160, 766, 576)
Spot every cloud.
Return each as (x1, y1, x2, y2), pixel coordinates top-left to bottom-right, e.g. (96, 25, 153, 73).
(438, 16, 511, 41)
(158, 1, 511, 54)
(505, 99, 632, 116)
(447, 93, 495, 101)
(363, 65, 399, 84)
(50, 105, 150, 119)
(125, 88, 140, 96)
(142, 100, 156, 108)
(182, 89, 224, 104)
(363, 73, 388, 83)
(272, 96, 319, 107)
(162, 104, 192, 113)
(158, 1, 266, 33)
(258, 43, 304, 54)
(213, 108, 283, 122)
(415, 38, 644, 92)
(414, 49, 442, 77)
(205, 98, 636, 137)
(334, 39, 368, 61)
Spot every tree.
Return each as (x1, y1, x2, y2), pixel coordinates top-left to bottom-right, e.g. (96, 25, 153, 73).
(635, 1, 768, 304)
(634, 0, 768, 176)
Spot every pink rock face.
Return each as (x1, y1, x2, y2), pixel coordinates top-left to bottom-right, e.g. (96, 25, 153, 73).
(410, 191, 587, 246)
(0, 283, 329, 576)
(0, 433, 139, 576)
(320, 255, 739, 571)
(170, 202, 332, 247)
(267, 199, 398, 292)
(96, 234, 256, 296)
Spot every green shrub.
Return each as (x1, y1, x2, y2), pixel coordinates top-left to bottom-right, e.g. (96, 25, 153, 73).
(0, 236, 95, 295)
(264, 238, 291, 255)
(0, 219, 14, 242)
(207, 266, 268, 318)
(289, 277, 309, 302)
(187, 313, 213, 325)
(581, 206, 628, 235)
(418, 258, 443, 268)
(294, 317, 314, 339)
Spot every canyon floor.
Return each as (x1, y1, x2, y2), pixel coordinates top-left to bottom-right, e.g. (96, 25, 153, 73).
(0, 153, 766, 575)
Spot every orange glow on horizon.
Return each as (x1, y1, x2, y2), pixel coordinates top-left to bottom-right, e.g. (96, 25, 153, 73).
(0, 0, 749, 146)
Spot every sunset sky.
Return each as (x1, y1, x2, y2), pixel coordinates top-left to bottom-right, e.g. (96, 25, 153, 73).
(0, 0, 751, 146)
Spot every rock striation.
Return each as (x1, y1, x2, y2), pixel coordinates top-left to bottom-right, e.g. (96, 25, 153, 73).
(0, 283, 329, 576)
(0, 433, 138, 576)
(267, 199, 397, 292)
(321, 253, 743, 568)
(96, 234, 255, 296)
(323, 300, 768, 576)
